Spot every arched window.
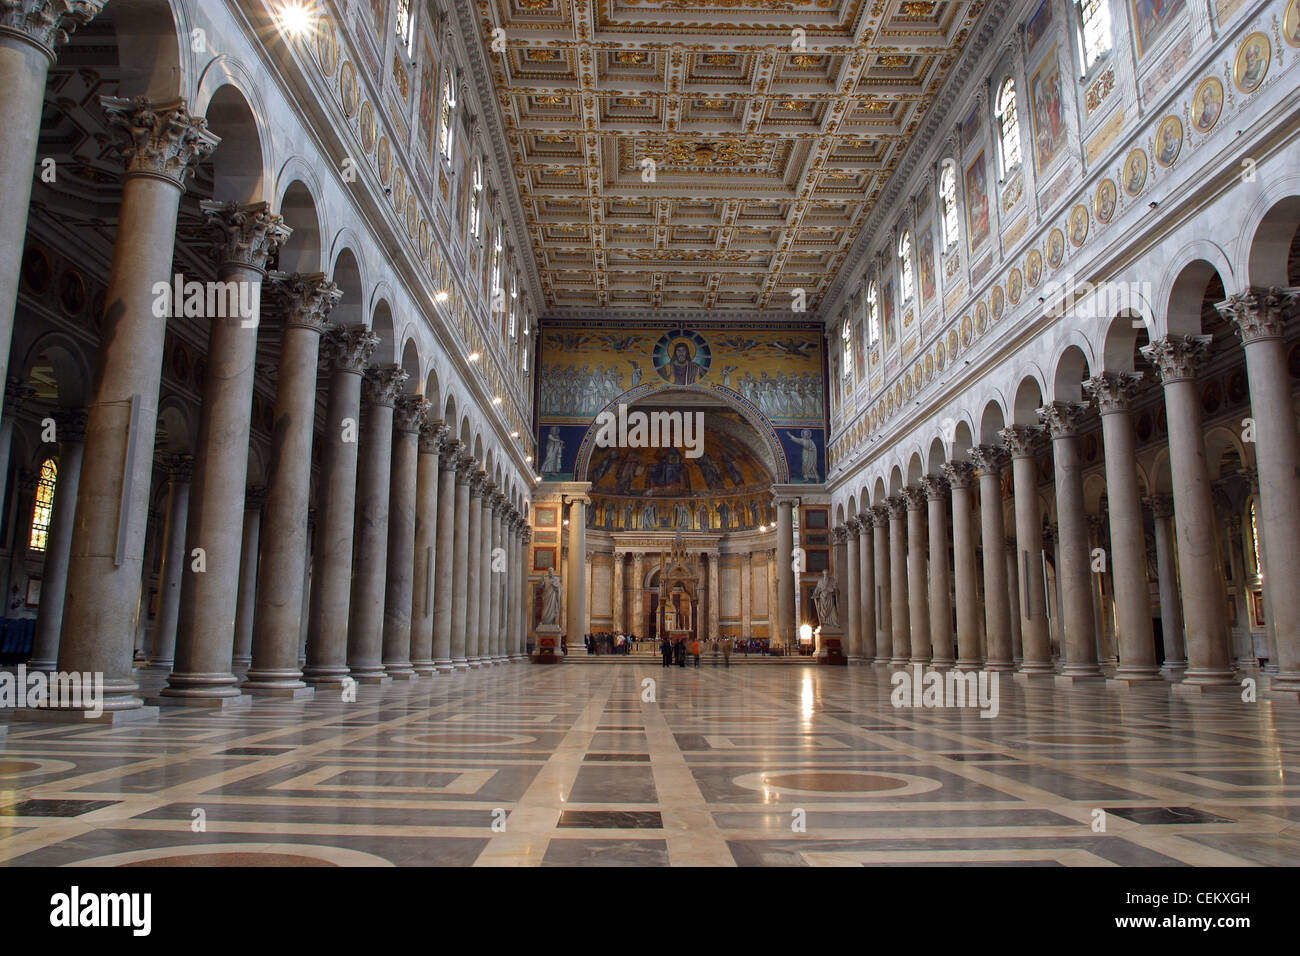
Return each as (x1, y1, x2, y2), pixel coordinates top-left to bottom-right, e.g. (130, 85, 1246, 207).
(841, 318, 853, 380)
(1078, 0, 1113, 73)
(490, 236, 502, 316)
(469, 158, 483, 240)
(867, 281, 880, 345)
(939, 162, 959, 250)
(508, 272, 518, 339)
(438, 69, 456, 162)
(995, 77, 1022, 176)
(395, 0, 414, 55)
(1249, 497, 1263, 579)
(898, 231, 914, 302)
(28, 458, 56, 553)
(521, 319, 531, 372)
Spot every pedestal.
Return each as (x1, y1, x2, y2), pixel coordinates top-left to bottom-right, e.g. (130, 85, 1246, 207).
(815, 626, 847, 665)
(531, 624, 563, 664)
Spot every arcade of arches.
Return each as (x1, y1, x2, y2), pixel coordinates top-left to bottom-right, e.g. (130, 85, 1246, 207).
(0, 0, 1298, 870)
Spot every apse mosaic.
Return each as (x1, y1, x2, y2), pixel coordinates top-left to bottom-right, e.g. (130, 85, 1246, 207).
(537, 322, 827, 486)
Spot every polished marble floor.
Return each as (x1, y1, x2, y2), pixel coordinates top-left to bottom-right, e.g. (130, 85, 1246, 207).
(1, 663, 1298, 866)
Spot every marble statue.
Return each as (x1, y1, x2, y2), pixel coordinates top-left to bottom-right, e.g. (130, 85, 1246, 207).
(812, 568, 839, 629)
(539, 567, 562, 626)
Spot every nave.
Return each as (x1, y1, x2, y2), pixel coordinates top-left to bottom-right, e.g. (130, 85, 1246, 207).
(1, 663, 1297, 867)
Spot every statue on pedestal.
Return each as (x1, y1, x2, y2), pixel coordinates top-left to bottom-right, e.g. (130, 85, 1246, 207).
(540, 567, 562, 626)
(812, 569, 840, 629)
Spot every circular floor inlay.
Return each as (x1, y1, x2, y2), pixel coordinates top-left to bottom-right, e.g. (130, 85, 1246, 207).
(0, 756, 75, 777)
(394, 731, 536, 748)
(69, 843, 394, 867)
(732, 769, 942, 798)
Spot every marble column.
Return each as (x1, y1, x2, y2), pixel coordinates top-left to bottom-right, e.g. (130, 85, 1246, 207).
(342, 365, 406, 683)
(464, 471, 485, 666)
(566, 496, 587, 648)
(162, 202, 290, 704)
(943, 461, 981, 670)
(766, 548, 779, 644)
(148, 455, 192, 668)
(0, 1, 105, 425)
(612, 551, 624, 634)
(1001, 424, 1053, 674)
(856, 512, 876, 662)
(970, 445, 1014, 670)
(410, 420, 445, 676)
(1147, 494, 1186, 672)
(56, 98, 218, 715)
(887, 495, 910, 665)
(430, 440, 460, 671)
(519, 526, 533, 656)
(921, 474, 954, 667)
(1140, 336, 1235, 688)
(245, 273, 340, 696)
(843, 520, 862, 660)
(1039, 401, 1103, 681)
(774, 496, 795, 647)
(302, 326, 379, 686)
(1087, 515, 1117, 663)
(0, 379, 35, 488)
(485, 490, 503, 663)
(870, 506, 892, 664)
(230, 486, 266, 668)
(902, 486, 931, 664)
(1085, 372, 1161, 681)
(29, 407, 86, 670)
(1217, 289, 1300, 694)
(1006, 538, 1024, 662)
(506, 511, 522, 659)
(708, 550, 720, 639)
(449, 453, 475, 670)
(632, 552, 645, 639)
(381, 394, 427, 679)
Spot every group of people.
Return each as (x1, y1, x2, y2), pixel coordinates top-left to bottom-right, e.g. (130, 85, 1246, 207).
(583, 632, 636, 655)
(660, 636, 733, 668)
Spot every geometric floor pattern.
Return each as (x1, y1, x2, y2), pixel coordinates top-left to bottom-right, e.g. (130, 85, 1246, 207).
(2, 664, 1298, 866)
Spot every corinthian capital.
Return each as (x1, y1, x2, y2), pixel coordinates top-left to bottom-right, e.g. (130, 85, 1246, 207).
(325, 324, 379, 374)
(941, 459, 977, 489)
(202, 201, 292, 274)
(1215, 287, 1299, 343)
(920, 473, 949, 500)
(999, 424, 1047, 458)
(101, 96, 219, 188)
(419, 419, 447, 455)
(1140, 335, 1212, 385)
(1083, 371, 1144, 414)
(968, 444, 1008, 477)
(1037, 401, 1091, 439)
(269, 272, 342, 333)
(392, 394, 429, 434)
(2, 0, 104, 57)
(362, 365, 409, 408)
(439, 437, 463, 468)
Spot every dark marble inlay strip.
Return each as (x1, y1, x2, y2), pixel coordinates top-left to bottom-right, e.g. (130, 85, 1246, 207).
(584, 753, 651, 762)
(557, 810, 663, 829)
(0, 798, 119, 817)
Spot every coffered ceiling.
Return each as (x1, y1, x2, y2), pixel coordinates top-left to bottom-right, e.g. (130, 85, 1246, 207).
(473, 0, 991, 316)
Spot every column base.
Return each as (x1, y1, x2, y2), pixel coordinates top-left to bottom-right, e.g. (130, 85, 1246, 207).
(145, 660, 174, 670)
(434, 662, 454, 673)
(1013, 669, 1057, 681)
(1105, 676, 1168, 692)
(1054, 673, 1105, 687)
(411, 661, 436, 676)
(1170, 674, 1240, 696)
(985, 659, 1017, 672)
(10, 705, 160, 725)
(302, 667, 351, 687)
(1266, 673, 1300, 695)
(1110, 666, 1163, 682)
(954, 659, 984, 672)
(1018, 661, 1056, 674)
(350, 673, 392, 685)
(1059, 664, 1105, 678)
(26, 658, 57, 672)
(452, 659, 470, 671)
(872, 657, 892, 666)
(242, 684, 315, 700)
(930, 657, 956, 669)
(383, 663, 418, 680)
(147, 693, 251, 711)
(231, 656, 252, 668)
